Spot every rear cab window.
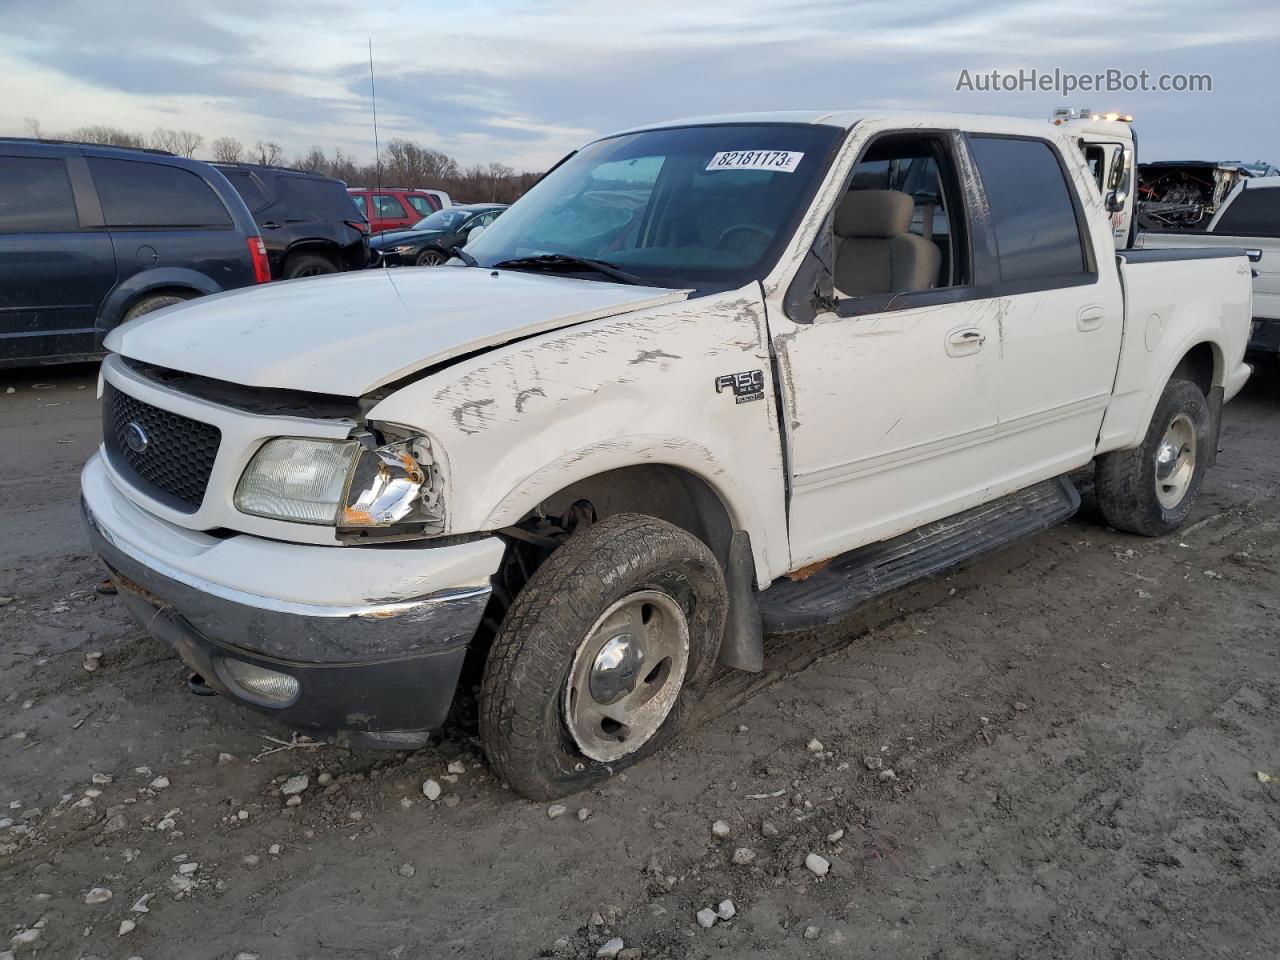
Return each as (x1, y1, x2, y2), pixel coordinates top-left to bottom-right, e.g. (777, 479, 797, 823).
(967, 136, 1095, 289)
(406, 194, 438, 216)
(0, 156, 79, 232)
(222, 170, 269, 212)
(88, 158, 233, 228)
(349, 193, 368, 216)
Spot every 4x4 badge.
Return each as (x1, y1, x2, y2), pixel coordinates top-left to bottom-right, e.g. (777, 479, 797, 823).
(714, 370, 764, 404)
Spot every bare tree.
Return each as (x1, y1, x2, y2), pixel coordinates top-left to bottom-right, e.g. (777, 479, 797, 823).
(24, 117, 43, 138)
(253, 140, 284, 166)
(210, 136, 245, 163)
(384, 139, 459, 187)
(150, 127, 204, 158)
(67, 125, 149, 149)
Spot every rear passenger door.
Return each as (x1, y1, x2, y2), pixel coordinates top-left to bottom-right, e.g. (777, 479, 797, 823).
(373, 194, 415, 232)
(964, 135, 1124, 486)
(0, 150, 116, 362)
(86, 157, 250, 294)
(1210, 185, 1280, 321)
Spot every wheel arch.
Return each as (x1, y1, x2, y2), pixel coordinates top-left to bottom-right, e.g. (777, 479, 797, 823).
(97, 268, 218, 338)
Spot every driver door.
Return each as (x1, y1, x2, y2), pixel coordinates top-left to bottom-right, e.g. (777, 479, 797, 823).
(769, 129, 1005, 568)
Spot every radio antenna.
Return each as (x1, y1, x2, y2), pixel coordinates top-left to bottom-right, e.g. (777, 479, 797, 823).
(368, 38, 382, 197)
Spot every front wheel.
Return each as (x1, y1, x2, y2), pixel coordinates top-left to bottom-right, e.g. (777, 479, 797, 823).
(1095, 378, 1211, 536)
(479, 514, 727, 800)
(415, 249, 446, 267)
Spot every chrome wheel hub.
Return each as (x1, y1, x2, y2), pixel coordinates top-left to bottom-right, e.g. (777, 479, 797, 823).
(564, 590, 690, 763)
(1155, 413, 1197, 509)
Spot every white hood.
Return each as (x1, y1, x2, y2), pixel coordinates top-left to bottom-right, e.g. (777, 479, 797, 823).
(106, 268, 687, 396)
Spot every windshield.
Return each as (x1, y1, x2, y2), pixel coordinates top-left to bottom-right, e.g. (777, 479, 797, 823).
(412, 209, 473, 231)
(464, 123, 843, 290)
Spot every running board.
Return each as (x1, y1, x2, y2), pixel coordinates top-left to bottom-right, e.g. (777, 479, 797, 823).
(759, 477, 1080, 633)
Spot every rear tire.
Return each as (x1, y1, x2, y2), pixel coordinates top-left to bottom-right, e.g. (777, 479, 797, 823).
(1095, 378, 1211, 536)
(479, 513, 727, 800)
(122, 293, 190, 322)
(283, 253, 338, 279)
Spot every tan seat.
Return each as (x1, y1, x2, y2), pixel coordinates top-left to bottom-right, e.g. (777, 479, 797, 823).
(833, 189, 941, 297)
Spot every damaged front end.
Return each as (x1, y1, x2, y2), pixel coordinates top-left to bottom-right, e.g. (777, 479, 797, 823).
(1136, 161, 1260, 231)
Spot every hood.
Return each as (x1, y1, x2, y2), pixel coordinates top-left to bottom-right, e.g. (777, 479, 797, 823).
(370, 229, 443, 248)
(105, 268, 687, 397)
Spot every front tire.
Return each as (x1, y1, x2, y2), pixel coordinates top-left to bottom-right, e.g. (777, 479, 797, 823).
(479, 514, 727, 800)
(122, 292, 191, 322)
(415, 249, 446, 267)
(1095, 378, 1211, 536)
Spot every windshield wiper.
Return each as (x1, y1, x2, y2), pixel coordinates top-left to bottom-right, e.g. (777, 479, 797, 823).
(446, 244, 478, 267)
(491, 254, 645, 285)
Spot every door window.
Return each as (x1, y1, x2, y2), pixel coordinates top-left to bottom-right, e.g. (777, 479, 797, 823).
(0, 156, 79, 232)
(968, 136, 1091, 284)
(374, 194, 407, 219)
(406, 194, 437, 216)
(1214, 187, 1280, 237)
(89, 158, 232, 228)
(222, 170, 269, 212)
(349, 193, 367, 215)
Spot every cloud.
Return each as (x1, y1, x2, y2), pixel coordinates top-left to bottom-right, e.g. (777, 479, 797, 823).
(1, 0, 1278, 169)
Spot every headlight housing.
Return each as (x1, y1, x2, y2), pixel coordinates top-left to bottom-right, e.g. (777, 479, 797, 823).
(392, 244, 418, 254)
(234, 429, 444, 535)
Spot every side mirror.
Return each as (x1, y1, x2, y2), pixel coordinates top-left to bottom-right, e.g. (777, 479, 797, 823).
(1107, 148, 1128, 192)
(1105, 189, 1128, 214)
(465, 225, 486, 245)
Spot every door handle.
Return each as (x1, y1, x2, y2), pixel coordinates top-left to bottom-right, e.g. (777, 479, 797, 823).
(261, 221, 282, 230)
(1077, 306, 1105, 332)
(945, 327, 985, 357)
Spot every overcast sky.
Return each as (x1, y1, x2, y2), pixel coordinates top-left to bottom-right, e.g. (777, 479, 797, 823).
(3, 0, 1278, 171)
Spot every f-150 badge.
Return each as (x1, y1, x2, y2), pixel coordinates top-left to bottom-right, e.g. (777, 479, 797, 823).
(715, 370, 765, 404)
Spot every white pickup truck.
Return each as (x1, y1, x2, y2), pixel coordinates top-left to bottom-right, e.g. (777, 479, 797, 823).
(82, 110, 1253, 800)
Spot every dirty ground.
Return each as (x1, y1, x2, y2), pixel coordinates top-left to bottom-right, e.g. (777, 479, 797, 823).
(1, 362, 1278, 959)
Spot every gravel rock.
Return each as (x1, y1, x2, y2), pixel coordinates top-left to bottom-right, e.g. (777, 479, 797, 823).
(132, 894, 153, 913)
(1014, 701, 1029, 711)
(803, 925, 821, 940)
(827, 828, 845, 843)
(218, 752, 237, 764)
(11, 928, 40, 945)
(577, 807, 592, 822)
(285, 795, 302, 807)
(696, 907, 718, 928)
(447, 760, 466, 775)
(316, 772, 333, 786)
(806, 738, 824, 753)
(149, 776, 170, 790)
(717, 899, 737, 920)
(731, 847, 756, 865)
(422, 779, 442, 801)
(85, 886, 113, 904)
(268, 843, 281, 855)
(711, 819, 731, 837)
(280, 775, 309, 796)
(118, 919, 136, 936)
(91, 772, 113, 785)
(804, 853, 830, 876)
(878, 769, 898, 782)
(547, 804, 568, 819)
(101, 814, 127, 834)
(761, 821, 779, 837)
(178, 862, 199, 875)
(398, 862, 416, 878)
(596, 937, 625, 958)
(863, 756, 883, 770)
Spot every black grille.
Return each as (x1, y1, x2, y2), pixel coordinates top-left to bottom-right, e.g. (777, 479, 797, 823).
(103, 382, 222, 512)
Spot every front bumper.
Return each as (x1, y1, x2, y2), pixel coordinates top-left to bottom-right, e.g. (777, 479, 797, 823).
(81, 453, 504, 747)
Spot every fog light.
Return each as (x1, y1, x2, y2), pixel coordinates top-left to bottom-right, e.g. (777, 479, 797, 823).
(219, 658, 300, 707)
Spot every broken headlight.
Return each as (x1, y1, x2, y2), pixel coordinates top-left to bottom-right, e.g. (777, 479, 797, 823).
(234, 430, 444, 533)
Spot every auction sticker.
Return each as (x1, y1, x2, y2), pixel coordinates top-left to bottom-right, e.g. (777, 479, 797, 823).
(706, 150, 804, 173)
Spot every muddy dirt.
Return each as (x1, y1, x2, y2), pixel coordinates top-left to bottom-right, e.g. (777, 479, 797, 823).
(1, 362, 1278, 960)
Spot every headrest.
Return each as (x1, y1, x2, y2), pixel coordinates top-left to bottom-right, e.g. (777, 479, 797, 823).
(834, 189, 915, 239)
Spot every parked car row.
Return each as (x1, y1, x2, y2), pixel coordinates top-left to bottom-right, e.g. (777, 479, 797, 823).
(0, 138, 474, 365)
(368, 203, 505, 266)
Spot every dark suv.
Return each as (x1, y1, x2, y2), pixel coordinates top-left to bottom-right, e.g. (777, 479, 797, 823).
(214, 164, 369, 279)
(0, 139, 268, 366)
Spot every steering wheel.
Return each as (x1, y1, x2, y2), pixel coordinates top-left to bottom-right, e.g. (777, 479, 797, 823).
(715, 224, 773, 250)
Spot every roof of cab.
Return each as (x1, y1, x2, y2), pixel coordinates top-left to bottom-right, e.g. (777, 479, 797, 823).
(602, 109, 1082, 142)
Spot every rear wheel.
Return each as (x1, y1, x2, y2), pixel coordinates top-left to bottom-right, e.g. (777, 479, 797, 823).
(283, 253, 338, 279)
(415, 249, 446, 267)
(122, 292, 190, 322)
(1095, 378, 1211, 536)
(479, 513, 727, 800)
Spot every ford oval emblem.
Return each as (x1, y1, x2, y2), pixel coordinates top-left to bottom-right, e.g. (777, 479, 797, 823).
(124, 421, 149, 454)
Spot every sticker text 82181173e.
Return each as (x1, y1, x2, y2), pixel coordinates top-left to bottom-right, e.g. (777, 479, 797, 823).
(706, 150, 804, 174)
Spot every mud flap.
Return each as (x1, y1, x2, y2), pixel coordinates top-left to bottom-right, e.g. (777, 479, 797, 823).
(717, 530, 764, 673)
(1207, 384, 1224, 468)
